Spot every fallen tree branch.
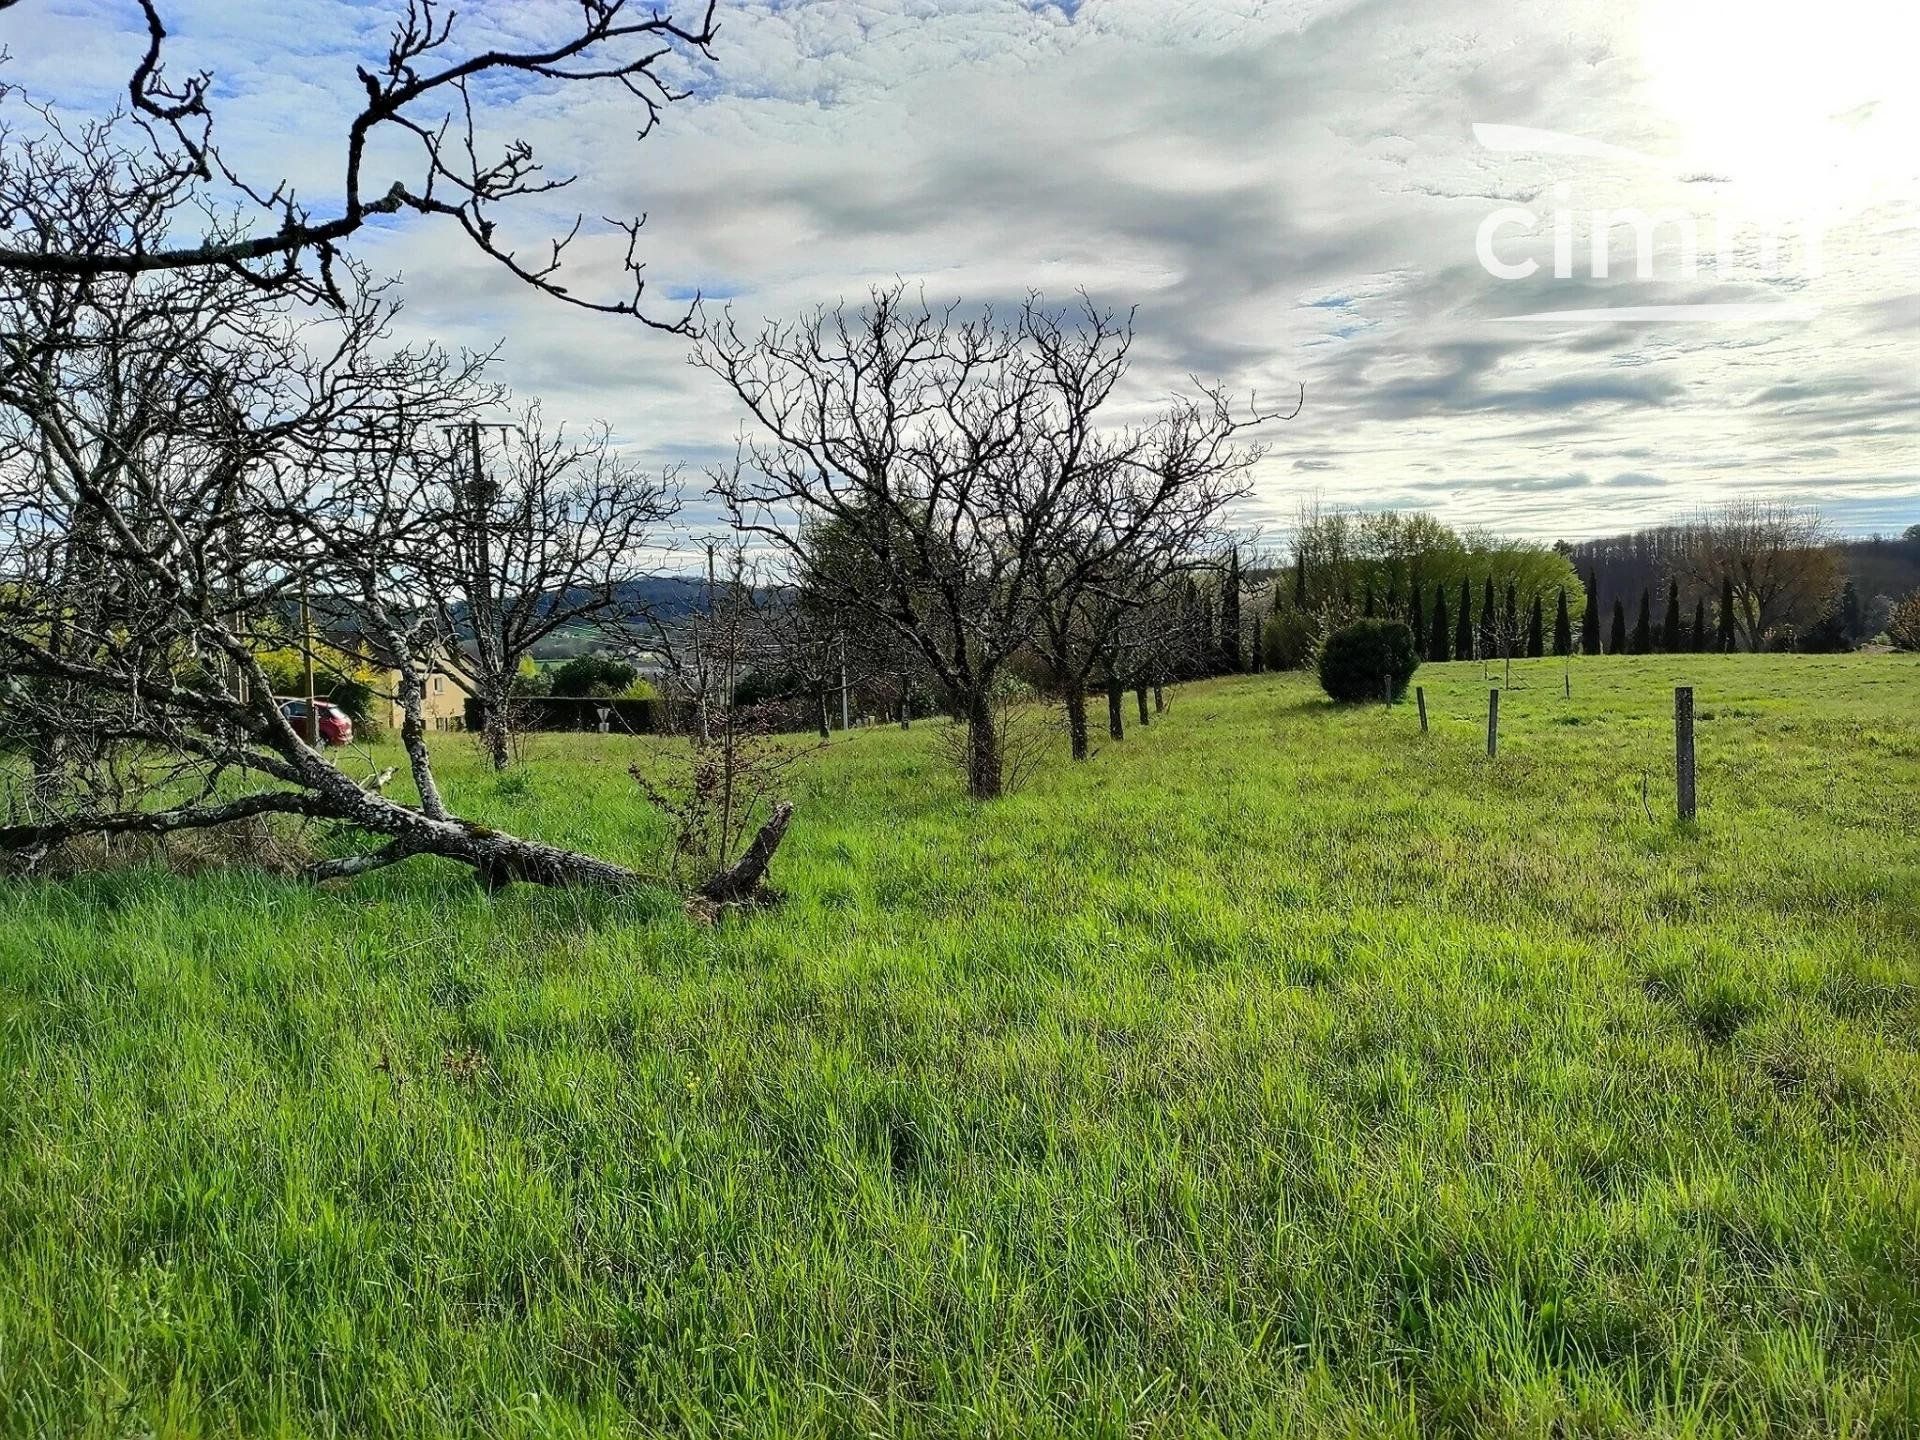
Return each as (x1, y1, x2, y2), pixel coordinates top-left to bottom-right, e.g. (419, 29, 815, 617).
(0, 789, 332, 850)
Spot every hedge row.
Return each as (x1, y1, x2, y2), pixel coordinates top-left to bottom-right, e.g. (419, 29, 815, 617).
(463, 695, 656, 734)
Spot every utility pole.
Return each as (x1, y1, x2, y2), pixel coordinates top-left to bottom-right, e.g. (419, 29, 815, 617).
(461, 421, 496, 642)
(699, 540, 717, 743)
(439, 420, 514, 757)
(839, 628, 850, 730)
(300, 571, 318, 745)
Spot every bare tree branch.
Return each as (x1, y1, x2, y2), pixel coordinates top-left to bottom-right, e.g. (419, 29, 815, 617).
(0, 0, 718, 321)
(0, 114, 674, 890)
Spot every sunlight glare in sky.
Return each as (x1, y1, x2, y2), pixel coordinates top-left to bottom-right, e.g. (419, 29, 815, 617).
(1638, 0, 1920, 218)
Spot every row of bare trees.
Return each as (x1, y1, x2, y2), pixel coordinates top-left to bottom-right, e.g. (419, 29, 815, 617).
(0, 2, 1279, 892)
(0, 152, 1272, 892)
(697, 285, 1283, 797)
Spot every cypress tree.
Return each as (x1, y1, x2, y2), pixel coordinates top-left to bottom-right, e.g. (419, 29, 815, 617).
(1581, 570, 1601, 655)
(1609, 598, 1628, 654)
(1363, 580, 1376, 618)
(1221, 547, 1242, 673)
(1526, 594, 1544, 657)
(1503, 579, 1518, 643)
(1718, 575, 1737, 652)
(1631, 587, 1653, 654)
(1691, 596, 1707, 651)
(1293, 550, 1307, 609)
(1553, 587, 1572, 657)
(1249, 574, 1266, 675)
(1478, 576, 1496, 659)
(1409, 580, 1425, 653)
(1199, 595, 1217, 675)
(1454, 575, 1473, 660)
(1661, 579, 1682, 652)
(1386, 577, 1401, 619)
(1840, 579, 1863, 644)
(1430, 584, 1451, 662)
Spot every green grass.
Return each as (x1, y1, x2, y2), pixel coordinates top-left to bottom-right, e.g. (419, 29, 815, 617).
(3, 654, 1918, 1437)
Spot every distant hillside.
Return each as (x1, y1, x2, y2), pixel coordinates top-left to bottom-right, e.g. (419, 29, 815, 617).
(608, 575, 708, 618)
(524, 576, 708, 661)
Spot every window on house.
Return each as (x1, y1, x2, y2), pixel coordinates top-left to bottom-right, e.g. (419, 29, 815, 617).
(432, 676, 443, 693)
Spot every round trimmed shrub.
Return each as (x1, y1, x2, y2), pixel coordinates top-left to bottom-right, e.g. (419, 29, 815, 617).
(1318, 618, 1420, 703)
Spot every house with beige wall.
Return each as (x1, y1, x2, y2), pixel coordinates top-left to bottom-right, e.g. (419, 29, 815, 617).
(373, 657, 471, 733)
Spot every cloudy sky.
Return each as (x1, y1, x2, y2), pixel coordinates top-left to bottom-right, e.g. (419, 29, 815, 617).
(7, 0, 1917, 540)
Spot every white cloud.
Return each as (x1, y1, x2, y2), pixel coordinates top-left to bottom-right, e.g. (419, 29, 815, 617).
(4, 0, 1914, 540)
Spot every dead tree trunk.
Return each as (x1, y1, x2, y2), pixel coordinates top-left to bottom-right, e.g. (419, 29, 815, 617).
(2, 744, 650, 892)
(700, 802, 794, 904)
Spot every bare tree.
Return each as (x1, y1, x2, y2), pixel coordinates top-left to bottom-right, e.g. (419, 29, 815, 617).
(794, 511, 943, 731)
(1033, 511, 1250, 761)
(1120, 575, 1194, 716)
(699, 284, 1280, 797)
(1681, 500, 1839, 651)
(0, 1, 717, 318)
(1888, 591, 1920, 651)
(632, 548, 815, 905)
(424, 407, 675, 769)
(0, 122, 661, 890)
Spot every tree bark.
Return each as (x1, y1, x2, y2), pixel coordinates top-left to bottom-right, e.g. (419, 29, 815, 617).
(394, 666, 450, 820)
(965, 687, 1002, 799)
(481, 695, 512, 770)
(0, 760, 649, 893)
(1106, 674, 1124, 741)
(1153, 683, 1165, 714)
(1064, 681, 1090, 761)
(1135, 683, 1149, 726)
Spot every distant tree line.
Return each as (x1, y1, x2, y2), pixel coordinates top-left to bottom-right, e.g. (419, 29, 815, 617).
(1565, 503, 1909, 654)
(1124, 506, 1590, 680)
(697, 285, 1287, 797)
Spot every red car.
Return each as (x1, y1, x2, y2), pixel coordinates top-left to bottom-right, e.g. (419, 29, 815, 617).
(277, 697, 355, 746)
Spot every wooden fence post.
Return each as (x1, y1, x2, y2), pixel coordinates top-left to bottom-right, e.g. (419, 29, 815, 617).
(1675, 685, 1696, 821)
(1416, 686, 1428, 734)
(1486, 688, 1499, 759)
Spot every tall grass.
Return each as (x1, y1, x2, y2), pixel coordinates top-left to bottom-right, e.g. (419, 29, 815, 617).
(2, 654, 1917, 1436)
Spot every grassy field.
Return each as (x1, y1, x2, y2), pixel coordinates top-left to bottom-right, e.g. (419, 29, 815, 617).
(2, 653, 1917, 1437)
